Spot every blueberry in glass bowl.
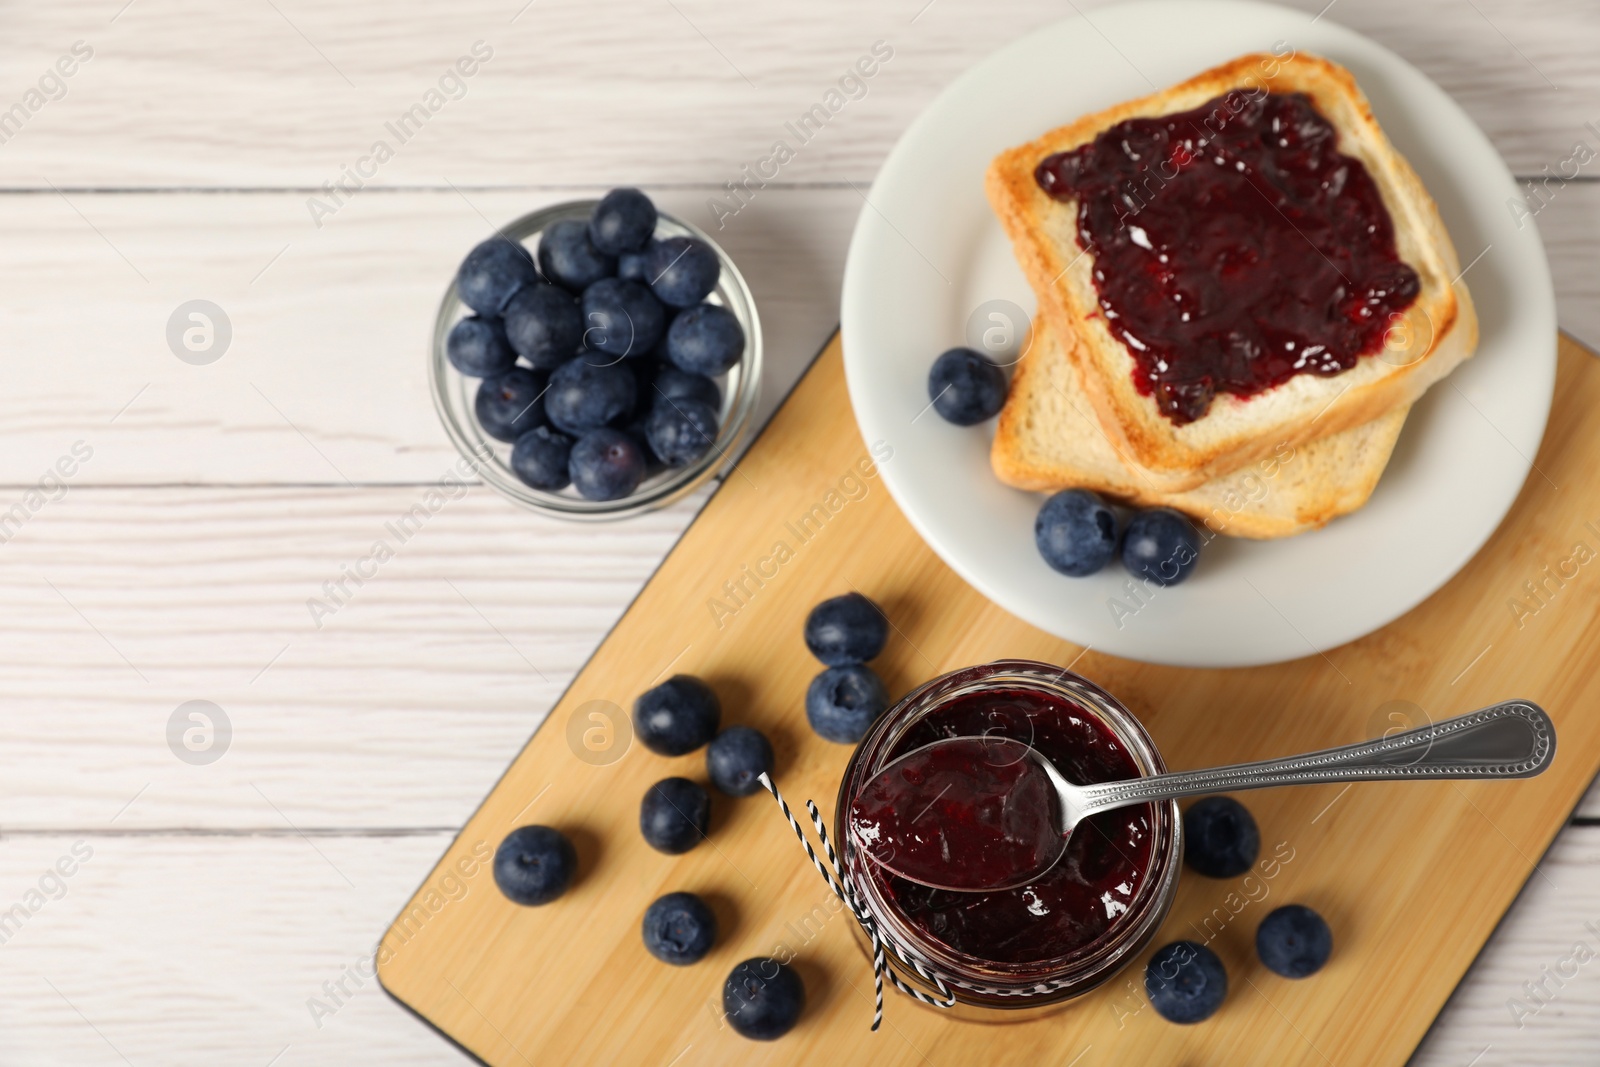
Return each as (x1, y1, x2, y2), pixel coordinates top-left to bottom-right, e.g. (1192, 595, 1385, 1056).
(430, 197, 763, 520)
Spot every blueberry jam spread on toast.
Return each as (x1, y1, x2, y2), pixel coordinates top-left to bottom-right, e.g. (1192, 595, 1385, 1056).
(1035, 90, 1421, 424)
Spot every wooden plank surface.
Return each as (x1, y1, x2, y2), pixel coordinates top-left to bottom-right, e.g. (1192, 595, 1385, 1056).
(0, 188, 853, 484)
(3, 2, 1599, 1063)
(378, 334, 1600, 1066)
(1, 0, 1594, 186)
(0, 184, 1592, 489)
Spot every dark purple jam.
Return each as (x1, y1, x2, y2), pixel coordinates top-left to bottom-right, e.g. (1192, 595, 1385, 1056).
(1034, 90, 1420, 424)
(848, 736, 1062, 892)
(861, 687, 1153, 965)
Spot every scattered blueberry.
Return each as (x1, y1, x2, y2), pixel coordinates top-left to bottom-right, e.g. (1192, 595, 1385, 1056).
(1256, 904, 1333, 979)
(1145, 940, 1228, 1024)
(652, 364, 721, 410)
(723, 958, 805, 1040)
(502, 282, 584, 369)
(665, 304, 745, 377)
(582, 277, 666, 358)
(545, 356, 637, 434)
(1122, 507, 1202, 587)
(475, 369, 548, 443)
(446, 315, 518, 378)
(642, 891, 718, 966)
(706, 726, 775, 797)
(617, 240, 657, 284)
(804, 593, 888, 666)
(1035, 489, 1120, 577)
(927, 347, 1006, 426)
(569, 428, 648, 500)
(1183, 796, 1260, 878)
(457, 237, 538, 315)
(589, 187, 658, 255)
(646, 236, 720, 308)
(805, 664, 889, 744)
(511, 426, 574, 491)
(539, 218, 616, 292)
(634, 675, 721, 756)
(640, 777, 711, 854)
(645, 397, 719, 468)
(493, 825, 577, 906)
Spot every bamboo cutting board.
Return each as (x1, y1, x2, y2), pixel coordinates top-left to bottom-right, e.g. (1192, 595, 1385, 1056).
(379, 333, 1600, 1066)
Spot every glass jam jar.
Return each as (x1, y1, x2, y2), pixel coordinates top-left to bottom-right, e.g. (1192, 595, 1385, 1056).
(834, 660, 1181, 1018)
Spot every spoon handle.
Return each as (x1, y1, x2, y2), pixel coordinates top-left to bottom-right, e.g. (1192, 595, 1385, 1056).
(1074, 700, 1555, 818)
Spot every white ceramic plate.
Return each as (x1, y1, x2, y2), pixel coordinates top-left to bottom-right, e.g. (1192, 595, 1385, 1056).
(841, 0, 1555, 668)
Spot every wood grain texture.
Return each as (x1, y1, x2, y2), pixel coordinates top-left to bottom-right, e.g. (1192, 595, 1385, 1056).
(0, 185, 1593, 490)
(0, 188, 852, 484)
(0, 483, 701, 829)
(0, 829, 1596, 1066)
(0, 3, 1596, 1062)
(378, 334, 1600, 1066)
(0, 832, 472, 1066)
(4, 476, 1598, 834)
(0, 0, 1593, 187)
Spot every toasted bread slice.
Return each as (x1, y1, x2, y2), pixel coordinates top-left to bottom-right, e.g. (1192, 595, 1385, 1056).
(993, 315, 1409, 539)
(986, 52, 1475, 491)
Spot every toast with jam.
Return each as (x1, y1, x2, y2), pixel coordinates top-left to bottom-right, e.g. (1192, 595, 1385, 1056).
(994, 314, 1409, 539)
(986, 52, 1476, 492)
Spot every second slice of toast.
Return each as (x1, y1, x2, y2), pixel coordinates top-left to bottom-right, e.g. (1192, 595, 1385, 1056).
(993, 315, 1409, 539)
(986, 52, 1475, 491)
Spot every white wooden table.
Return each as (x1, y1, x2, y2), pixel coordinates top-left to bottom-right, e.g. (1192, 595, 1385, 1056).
(1, 2, 1595, 1063)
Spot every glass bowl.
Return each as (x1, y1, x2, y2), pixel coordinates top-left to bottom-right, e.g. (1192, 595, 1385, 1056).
(835, 660, 1182, 1019)
(429, 201, 763, 520)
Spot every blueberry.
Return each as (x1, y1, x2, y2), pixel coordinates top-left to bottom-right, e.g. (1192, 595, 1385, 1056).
(724, 958, 805, 1040)
(1122, 507, 1202, 587)
(666, 304, 745, 377)
(646, 236, 720, 308)
(617, 240, 657, 284)
(475, 369, 548, 443)
(538, 218, 616, 291)
(457, 237, 538, 315)
(589, 187, 658, 255)
(493, 825, 577, 906)
(645, 396, 719, 468)
(446, 315, 517, 378)
(582, 277, 666, 358)
(621, 357, 663, 419)
(1183, 796, 1260, 878)
(927, 347, 1007, 425)
(805, 664, 889, 744)
(1035, 489, 1120, 577)
(1145, 940, 1227, 1024)
(804, 593, 888, 666)
(569, 428, 647, 501)
(1256, 904, 1332, 979)
(502, 282, 584, 369)
(634, 675, 721, 756)
(545, 356, 637, 434)
(640, 777, 711, 854)
(652, 364, 721, 410)
(706, 726, 775, 797)
(622, 416, 664, 473)
(642, 891, 717, 965)
(511, 426, 574, 491)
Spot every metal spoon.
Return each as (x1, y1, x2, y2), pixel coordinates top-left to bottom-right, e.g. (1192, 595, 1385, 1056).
(848, 699, 1555, 893)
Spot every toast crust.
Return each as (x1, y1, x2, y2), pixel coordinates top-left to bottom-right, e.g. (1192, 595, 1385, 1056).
(992, 316, 1409, 539)
(986, 51, 1475, 490)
